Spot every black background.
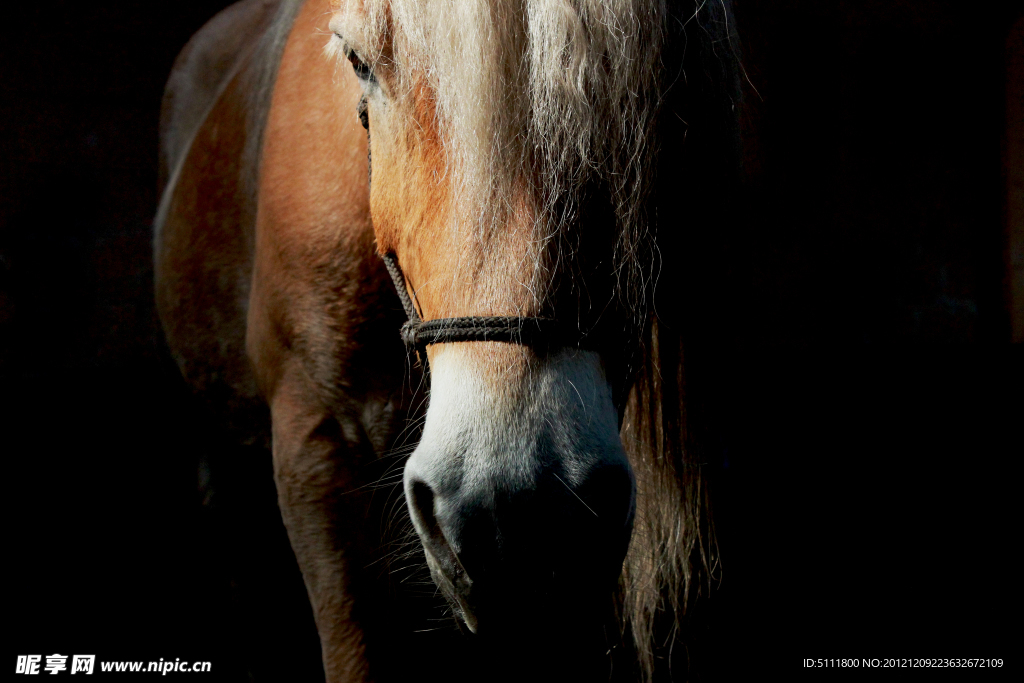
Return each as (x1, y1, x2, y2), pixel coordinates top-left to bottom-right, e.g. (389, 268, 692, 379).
(2, 1, 1019, 680)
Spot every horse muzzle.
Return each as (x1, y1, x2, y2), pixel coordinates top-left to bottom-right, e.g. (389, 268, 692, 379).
(403, 345, 635, 634)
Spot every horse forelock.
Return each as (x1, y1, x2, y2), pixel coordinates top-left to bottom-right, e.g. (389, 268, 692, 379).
(339, 0, 665, 316)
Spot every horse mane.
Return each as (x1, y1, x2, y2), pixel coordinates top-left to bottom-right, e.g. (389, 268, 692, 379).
(509, 0, 740, 678)
(620, 2, 741, 679)
(620, 319, 706, 680)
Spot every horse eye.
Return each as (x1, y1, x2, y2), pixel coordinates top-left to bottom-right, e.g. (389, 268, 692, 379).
(345, 47, 374, 83)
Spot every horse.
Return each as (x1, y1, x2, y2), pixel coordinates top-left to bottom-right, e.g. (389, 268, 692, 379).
(154, 0, 739, 680)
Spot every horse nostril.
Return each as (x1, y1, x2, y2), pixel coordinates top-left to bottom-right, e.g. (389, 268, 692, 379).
(407, 476, 480, 630)
(408, 478, 467, 579)
(408, 478, 458, 576)
(409, 479, 443, 547)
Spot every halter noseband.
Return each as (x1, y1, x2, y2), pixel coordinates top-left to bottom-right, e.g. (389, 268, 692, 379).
(381, 252, 580, 354)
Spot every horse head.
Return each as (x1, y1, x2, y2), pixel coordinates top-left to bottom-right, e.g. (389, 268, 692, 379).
(327, 0, 668, 637)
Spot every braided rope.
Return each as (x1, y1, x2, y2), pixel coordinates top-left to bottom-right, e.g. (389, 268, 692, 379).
(381, 252, 583, 352)
(381, 251, 420, 323)
(401, 316, 564, 349)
